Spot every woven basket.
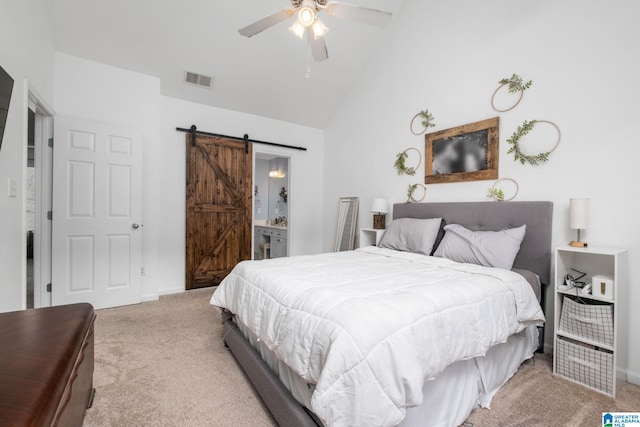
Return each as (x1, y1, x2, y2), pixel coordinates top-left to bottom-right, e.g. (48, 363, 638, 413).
(559, 296, 613, 347)
(556, 337, 613, 395)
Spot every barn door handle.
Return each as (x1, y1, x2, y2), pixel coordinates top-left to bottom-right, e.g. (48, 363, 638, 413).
(132, 223, 141, 229)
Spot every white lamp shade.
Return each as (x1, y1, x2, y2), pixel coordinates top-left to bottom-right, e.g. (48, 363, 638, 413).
(311, 18, 329, 40)
(370, 198, 389, 214)
(288, 20, 306, 39)
(569, 198, 590, 230)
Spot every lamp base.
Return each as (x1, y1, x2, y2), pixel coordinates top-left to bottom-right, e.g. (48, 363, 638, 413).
(373, 214, 386, 230)
(569, 241, 588, 248)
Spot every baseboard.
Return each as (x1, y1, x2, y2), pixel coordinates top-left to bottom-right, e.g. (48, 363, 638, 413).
(157, 287, 184, 296)
(627, 370, 640, 386)
(140, 294, 159, 303)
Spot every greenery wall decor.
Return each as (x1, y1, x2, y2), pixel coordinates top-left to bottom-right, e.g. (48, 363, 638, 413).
(486, 187, 504, 201)
(486, 178, 519, 201)
(500, 74, 533, 93)
(410, 109, 436, 135)
(394, 147, 422, 176)
(406, 183, 427, 203)
(507, 120, 561, 166)
(491, 73, 533, 112)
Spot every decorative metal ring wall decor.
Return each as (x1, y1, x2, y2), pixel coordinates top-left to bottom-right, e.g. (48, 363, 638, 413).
(490, 178, 519, 201)
(507, 119, 561, 166)
(407, 183, 427, 203)
(491, 73, 533, 113)
(491, 83, 524, 112)
(394, 148, 422, 176)
(410, 109, 436, 135)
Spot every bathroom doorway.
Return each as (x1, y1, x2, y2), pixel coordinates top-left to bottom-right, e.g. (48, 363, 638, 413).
(26, 92, 54, 309)
(254, 153, 290, 260)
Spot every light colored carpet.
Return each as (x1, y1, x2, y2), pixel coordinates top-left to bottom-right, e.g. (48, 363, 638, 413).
(85, 289, 640, 427)
(84, 288, 276, 427)
(466, 354, 640, 427)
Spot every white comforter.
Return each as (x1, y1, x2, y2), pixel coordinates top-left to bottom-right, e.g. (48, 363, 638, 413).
(210, 247, 544, 427)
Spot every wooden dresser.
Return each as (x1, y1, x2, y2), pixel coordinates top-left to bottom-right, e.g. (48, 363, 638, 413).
(0, 303, 96, 427)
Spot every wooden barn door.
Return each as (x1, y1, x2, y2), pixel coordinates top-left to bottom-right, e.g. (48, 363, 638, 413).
(186, 135, 252, 289)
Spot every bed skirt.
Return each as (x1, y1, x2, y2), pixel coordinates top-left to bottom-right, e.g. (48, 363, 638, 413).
(221, 310, 538, 427)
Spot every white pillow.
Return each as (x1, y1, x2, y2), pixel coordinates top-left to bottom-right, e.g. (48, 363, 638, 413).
(378, 218, 443, 255)
(434, 224, 526, 270)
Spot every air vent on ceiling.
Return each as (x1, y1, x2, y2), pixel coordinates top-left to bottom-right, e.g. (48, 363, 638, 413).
(184, 71, 213, 89)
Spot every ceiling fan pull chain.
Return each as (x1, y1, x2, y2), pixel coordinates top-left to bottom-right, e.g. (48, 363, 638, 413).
(305, 40, 312, 79)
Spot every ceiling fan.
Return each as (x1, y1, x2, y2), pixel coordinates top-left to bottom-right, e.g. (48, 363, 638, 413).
(238, 0, 392, 62)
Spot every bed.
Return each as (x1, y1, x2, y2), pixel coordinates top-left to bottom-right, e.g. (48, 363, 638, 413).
(211, 201, 553, 427)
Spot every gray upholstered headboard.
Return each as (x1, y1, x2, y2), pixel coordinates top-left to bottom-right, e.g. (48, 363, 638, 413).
(393, 202, 553, 284)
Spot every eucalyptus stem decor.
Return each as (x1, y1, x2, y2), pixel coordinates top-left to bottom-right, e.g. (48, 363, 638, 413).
(486, 187, 505, 201)
(487, 178, 519, 201)
(410, 109, 436, 135)
(406, 183, 426, 203)
(507, 119, 561, 166)
(491, 73, 533, 112)
(394, 148, 422, 176)
(499, 73, 533, 94)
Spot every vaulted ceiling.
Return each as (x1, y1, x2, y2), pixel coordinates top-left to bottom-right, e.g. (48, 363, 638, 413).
(46, 0, 406, 128)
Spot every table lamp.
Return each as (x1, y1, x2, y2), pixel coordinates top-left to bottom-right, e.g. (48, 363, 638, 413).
(569, 198, 590, 248)
(370, 198, 389, 230)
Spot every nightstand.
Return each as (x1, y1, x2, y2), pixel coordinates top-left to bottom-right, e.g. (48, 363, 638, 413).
(553, 246, 628, 397)
(359, 228, 386, 248)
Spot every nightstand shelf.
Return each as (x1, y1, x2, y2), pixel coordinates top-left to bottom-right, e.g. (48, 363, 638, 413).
(552, 246, 628, 397)
(556, 287, 614, 304)
(359, 228, 386, 248)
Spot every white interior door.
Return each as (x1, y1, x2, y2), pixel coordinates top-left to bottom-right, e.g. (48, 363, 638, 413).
(52, 117, 142, 309)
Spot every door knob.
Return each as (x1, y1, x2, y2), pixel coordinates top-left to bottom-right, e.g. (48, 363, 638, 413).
(132, 223, 140, 229)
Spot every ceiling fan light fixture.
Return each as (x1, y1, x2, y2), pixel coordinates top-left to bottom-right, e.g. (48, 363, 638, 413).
(311, 18, 329, 40)
(297, 6, 316, 27)
(289, 19, 306, 39)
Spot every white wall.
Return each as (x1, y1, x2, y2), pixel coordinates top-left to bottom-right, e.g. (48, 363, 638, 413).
(254, 159, 269, 221)
(323, 0, 640, 383)
(0, 0, 54, 312)
(54, 53, 325, 300)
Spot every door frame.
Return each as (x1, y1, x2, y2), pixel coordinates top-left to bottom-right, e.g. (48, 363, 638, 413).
(253, 149, 292, 259)
(27, 87, 54, 308)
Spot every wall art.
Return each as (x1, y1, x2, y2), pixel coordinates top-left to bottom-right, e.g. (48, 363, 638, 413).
(507, 119, 561, 166)
(394, 147, 421, 176)
(491, 73, 533, 112)
(486, 178, 519, 201)
(410, 109, 436, 135)
(406, 183, 426, 203)
(425, 117, 499, 184)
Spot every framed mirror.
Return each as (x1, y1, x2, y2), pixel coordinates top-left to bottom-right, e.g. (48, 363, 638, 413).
(334, 197, 359, 252)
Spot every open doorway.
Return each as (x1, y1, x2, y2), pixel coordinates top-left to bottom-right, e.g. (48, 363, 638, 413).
(253, 153, 290, 260)
(26, 93, 53, 308)
(26, 108, 35, 308)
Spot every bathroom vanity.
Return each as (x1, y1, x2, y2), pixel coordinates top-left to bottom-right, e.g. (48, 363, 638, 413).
(254, 222, 288, 259)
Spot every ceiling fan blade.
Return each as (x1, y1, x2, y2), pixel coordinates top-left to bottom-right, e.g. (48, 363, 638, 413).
(324, 2, 392, 28)
(308, 30, 329, 62)
(238, 8, 296, 37)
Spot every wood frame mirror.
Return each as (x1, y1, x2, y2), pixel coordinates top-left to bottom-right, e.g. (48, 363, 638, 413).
(334, 197, 359, 252)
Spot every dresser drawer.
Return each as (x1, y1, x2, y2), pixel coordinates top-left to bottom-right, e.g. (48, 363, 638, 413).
(272, 230, 286, 239)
